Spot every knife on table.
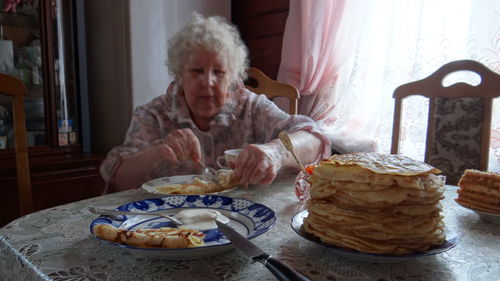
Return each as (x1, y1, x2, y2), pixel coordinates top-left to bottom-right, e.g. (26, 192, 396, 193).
(215, 220, 311, 281)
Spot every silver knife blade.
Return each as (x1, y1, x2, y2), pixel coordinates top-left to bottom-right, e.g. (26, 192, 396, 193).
(215, 220, 268, 259)
(216, 220, 312, 281)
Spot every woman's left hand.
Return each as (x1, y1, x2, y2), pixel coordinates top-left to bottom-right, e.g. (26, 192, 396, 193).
(232, 142, 286, 186)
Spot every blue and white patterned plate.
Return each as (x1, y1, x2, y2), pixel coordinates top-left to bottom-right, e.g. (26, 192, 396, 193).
(90, 195, 276, 259)
(291, 210, 459, 263)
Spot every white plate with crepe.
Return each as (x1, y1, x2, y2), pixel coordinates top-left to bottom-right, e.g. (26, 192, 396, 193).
(456, 201, 500, 224)
(141, 174, 236, 195)
(90, 195, 276, 259)
(291, 210, 459, 263)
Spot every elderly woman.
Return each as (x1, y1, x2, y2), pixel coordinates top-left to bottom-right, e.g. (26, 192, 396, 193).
(100, 13, 331, 192)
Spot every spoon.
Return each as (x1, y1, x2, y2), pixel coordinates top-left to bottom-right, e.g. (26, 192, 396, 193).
(278, 131, 308, 175)
(88, 206, 183, 225)
(89, 207, 230, 231)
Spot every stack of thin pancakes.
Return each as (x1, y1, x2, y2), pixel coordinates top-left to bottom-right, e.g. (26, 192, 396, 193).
(456, 169, 500, 214)
(303, 152, 446, 255)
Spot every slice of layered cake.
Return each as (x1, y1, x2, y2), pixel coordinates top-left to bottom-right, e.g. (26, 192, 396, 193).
(303, 152, 446, 255)
(456, 169, 500, 214)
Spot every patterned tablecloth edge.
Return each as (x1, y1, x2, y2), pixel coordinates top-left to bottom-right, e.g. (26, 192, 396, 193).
(0, 235, 50, 281)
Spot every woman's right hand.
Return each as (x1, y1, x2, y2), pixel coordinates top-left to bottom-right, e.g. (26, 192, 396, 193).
(159, 128, 202, 165)
(110, 128, 202, 191)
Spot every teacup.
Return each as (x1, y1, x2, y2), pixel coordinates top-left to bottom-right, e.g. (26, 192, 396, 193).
(216, 149, 243, 169)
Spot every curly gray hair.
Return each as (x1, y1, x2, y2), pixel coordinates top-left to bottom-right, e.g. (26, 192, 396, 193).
(167, 12, 249, 84)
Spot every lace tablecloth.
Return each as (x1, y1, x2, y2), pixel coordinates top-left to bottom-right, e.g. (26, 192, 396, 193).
(1, 175, 499, 281)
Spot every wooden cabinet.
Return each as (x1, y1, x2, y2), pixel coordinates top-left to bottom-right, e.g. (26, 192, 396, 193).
(0, 0, 105, 227)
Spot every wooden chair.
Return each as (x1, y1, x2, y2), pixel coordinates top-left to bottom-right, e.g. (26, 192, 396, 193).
(0, 73, 33, 215)
(244, 67, 300, 114)
(391, 60, 500, 184)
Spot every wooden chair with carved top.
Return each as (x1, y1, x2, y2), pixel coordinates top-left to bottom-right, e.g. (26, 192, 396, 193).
(391, 60, 500, 184)
(0, 73, 33, 215)
(244, 67, 300, 115)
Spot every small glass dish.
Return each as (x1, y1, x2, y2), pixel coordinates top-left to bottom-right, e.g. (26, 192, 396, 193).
(294, 170, 311, 202)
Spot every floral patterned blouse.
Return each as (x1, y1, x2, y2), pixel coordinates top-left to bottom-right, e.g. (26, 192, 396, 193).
(100, 81, 331, 186)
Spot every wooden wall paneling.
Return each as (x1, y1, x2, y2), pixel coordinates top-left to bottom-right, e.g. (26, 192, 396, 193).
(232, 0, 289, 79)
(233, 0, 289, 18)
(237, 11, 289, 39)
(247, 36, 285, 79)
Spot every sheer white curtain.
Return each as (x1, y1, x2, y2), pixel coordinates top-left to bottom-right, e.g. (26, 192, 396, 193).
(279, 0, 500, 170)
(277, 0, 371, 152)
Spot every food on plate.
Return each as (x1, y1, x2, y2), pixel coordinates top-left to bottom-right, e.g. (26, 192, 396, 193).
(303, 152, 446, 255)
(175, 209, 230, 230)
(155, 170, 236, 195)
(456, 169, 500, 214)
(93, 224, 205, 248)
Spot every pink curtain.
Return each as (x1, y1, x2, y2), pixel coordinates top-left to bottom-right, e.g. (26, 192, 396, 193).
(277, 0, 500, 171)
(277, 0, 366, 121)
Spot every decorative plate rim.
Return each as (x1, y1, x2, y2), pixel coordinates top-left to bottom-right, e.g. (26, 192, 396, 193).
(455, 200, 500, 217)
(290, 210, 459, 261)
(90, 195, 276, 254)
(455, 200, 500, 223)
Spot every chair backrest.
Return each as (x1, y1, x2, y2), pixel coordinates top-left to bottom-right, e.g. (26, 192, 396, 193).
(244, 67, 300, 114)
(391, 60, 500, 184)
(0, 73, 33, 215)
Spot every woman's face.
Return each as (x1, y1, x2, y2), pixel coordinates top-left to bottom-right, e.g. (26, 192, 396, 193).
(179, 46, 230, 123)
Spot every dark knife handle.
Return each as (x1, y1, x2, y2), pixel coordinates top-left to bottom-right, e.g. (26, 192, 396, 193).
(260, 256, 311, 281)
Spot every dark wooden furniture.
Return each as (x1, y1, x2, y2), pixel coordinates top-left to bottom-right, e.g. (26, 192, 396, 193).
(0, 0, 105, 227)
(232, 0, 289, 79)
(391, 60, 500, 184)
(244, 67, 300, 114)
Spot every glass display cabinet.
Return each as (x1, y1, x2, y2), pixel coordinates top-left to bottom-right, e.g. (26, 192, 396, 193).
(0, 0, 104, 227)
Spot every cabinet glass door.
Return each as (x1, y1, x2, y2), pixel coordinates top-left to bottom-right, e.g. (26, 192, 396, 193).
(0, 0, 80, 149)
(53, 0, 79, 147)
(0, 0, 45, 149)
